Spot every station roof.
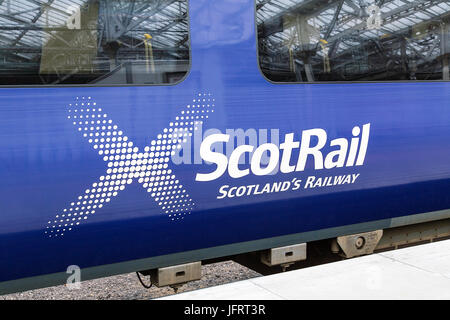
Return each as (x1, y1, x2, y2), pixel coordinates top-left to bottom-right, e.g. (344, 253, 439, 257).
(256, 0, 450, 77)
(0, 0, 189, 61)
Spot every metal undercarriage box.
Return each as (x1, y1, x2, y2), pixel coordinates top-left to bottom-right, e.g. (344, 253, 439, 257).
(261, 243, 307, 267)
(149, 262, 202, 288)
(336, 230, 383, 258)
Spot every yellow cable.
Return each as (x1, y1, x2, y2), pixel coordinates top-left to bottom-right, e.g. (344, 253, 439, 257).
(144, 34, 155, 73)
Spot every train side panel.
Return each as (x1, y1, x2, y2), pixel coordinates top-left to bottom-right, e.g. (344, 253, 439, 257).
(1, 0, 450, 291)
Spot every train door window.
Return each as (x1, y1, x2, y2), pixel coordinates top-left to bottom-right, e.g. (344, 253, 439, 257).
(0, 0, 190, 86)
(255, 0, 450, 82)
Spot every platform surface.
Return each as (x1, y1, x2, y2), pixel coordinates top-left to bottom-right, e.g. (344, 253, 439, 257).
(160, 240, 450, 300)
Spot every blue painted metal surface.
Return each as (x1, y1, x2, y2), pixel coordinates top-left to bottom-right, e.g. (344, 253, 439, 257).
(1, 0, 450, 285)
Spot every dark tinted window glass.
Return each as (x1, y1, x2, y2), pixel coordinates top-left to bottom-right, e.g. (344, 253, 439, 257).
(256, 0, 450, 82)
(0, 0, 190, 85)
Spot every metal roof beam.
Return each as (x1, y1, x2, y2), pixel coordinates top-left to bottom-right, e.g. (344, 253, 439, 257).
(124, 0, 180, 34)
(327, 0, 447, 43)
(258, 0, 352, 38)
(11, 0, 55, 46)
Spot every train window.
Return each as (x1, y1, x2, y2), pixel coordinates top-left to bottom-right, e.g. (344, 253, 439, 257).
(0, 0, 190, 86)
(255, 0, 450, 82)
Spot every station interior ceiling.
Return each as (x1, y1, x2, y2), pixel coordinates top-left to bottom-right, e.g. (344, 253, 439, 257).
(0, 0, 448, 83)
(256, 0, 450, 81)
(0, 0, 189, 84)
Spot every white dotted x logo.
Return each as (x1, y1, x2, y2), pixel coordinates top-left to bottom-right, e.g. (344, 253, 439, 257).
(46, 93, 215, 238)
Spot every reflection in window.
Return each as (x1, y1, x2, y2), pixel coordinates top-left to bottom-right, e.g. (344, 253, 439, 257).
(0, 0, 190, 85)
(256, 0, 450, 82)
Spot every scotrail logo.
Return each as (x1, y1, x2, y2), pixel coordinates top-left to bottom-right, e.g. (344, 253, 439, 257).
(46, 93, 214, 238)
(47, 92, 370, 237)
(195, 124, 370, 182)
(176, 123, 371, 200)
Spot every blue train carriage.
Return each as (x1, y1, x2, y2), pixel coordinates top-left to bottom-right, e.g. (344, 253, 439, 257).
(1, 0, 450, 294)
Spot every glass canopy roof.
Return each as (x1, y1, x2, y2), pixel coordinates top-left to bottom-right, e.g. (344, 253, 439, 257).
(256, 0, 450, 81)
